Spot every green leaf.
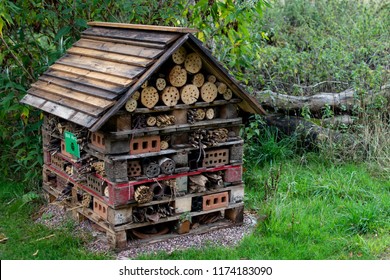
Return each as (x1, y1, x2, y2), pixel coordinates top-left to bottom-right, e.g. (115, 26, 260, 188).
(54, 26, 71, 41)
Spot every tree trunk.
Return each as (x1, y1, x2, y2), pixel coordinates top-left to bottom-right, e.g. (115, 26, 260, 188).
(255, 83, 390, 114)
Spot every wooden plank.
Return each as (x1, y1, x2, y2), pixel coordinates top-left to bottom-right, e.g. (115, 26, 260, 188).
(133, 98, 242, 113)
(70, 112, 97, 128)
(40, 101, 77, 120)
(111, 117, 242, 136)
(74, 38, 163, 59)
(88, 21, 198, 34)
(31, 81, 114, 109)
(39, 75, 119, 100)
(90, 34, 190, 132)
(27, 88, 104, 117)
(50, 64, 133, 86)
(20, 94, 47, 108)
(82, 27, 179, 45)
(57, 54, 146, 79)
(67, 46, 154, 67)
(45, 69, 125, 94)
(81, 35, 167, 49)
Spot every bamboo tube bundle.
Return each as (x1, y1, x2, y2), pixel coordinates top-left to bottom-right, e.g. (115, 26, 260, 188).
(156, 114, 175, 127)
(135, 185, 153, 204)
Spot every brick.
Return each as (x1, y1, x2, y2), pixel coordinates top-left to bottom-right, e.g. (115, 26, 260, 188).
(86, 174, 107, 196)
(202, 192, 229, 211)
(93, 197, 108, 220)
(50, 153, 65, 171)
(224, 166, 242, 183)
(130, 135, 160, 155)
(128, 160, 142, 177)
(203, 149, 229, 167)
(90, 131, 130, 154)
(60, 140, 74, 159)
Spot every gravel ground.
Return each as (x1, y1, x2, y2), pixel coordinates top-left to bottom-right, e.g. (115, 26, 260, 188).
(35, 203, 258, 259)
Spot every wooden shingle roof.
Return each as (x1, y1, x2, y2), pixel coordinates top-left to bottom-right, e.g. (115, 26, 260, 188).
(21, 22, 265, 130)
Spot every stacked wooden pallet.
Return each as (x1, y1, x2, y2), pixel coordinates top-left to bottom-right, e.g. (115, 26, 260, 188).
(41, 44, 245, 248)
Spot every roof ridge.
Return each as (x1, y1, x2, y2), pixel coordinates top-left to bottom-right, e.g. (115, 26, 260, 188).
(88, 22, 198, 34)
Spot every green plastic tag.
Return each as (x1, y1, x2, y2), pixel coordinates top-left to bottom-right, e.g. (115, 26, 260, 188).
(64, 131, 80, 158)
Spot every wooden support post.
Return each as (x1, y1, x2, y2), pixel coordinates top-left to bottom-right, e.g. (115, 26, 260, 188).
(225, 205, 244, 224)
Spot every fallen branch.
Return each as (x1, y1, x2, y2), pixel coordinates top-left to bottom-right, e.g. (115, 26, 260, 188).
(255, 83, 390, 114)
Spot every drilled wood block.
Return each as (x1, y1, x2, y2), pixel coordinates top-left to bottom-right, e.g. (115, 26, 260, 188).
(202, 192, 229, 211)
(93, 197, 108, 220)
(86, 174, 107, 196)
(224, 166, 243, 183)
(225, 205, 244, 224)
(175, 196, 192, 213)
(203, 149, 229, 167)
(107, 206, 133, 226)
(130, 135, 160, 155)
(105, 160, 128, 182)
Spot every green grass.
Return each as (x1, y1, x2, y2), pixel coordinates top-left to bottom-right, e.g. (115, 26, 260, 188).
(0, 180, 111, 260)
(3, 153, 388, 260)
(135, 156, 390, 260)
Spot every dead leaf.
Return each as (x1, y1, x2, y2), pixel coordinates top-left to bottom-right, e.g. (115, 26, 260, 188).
(33, 250, 39, 256)
(0, 233, 8, 244)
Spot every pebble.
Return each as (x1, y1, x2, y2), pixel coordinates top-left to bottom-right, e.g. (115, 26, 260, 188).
(35, 203, 258, 259)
